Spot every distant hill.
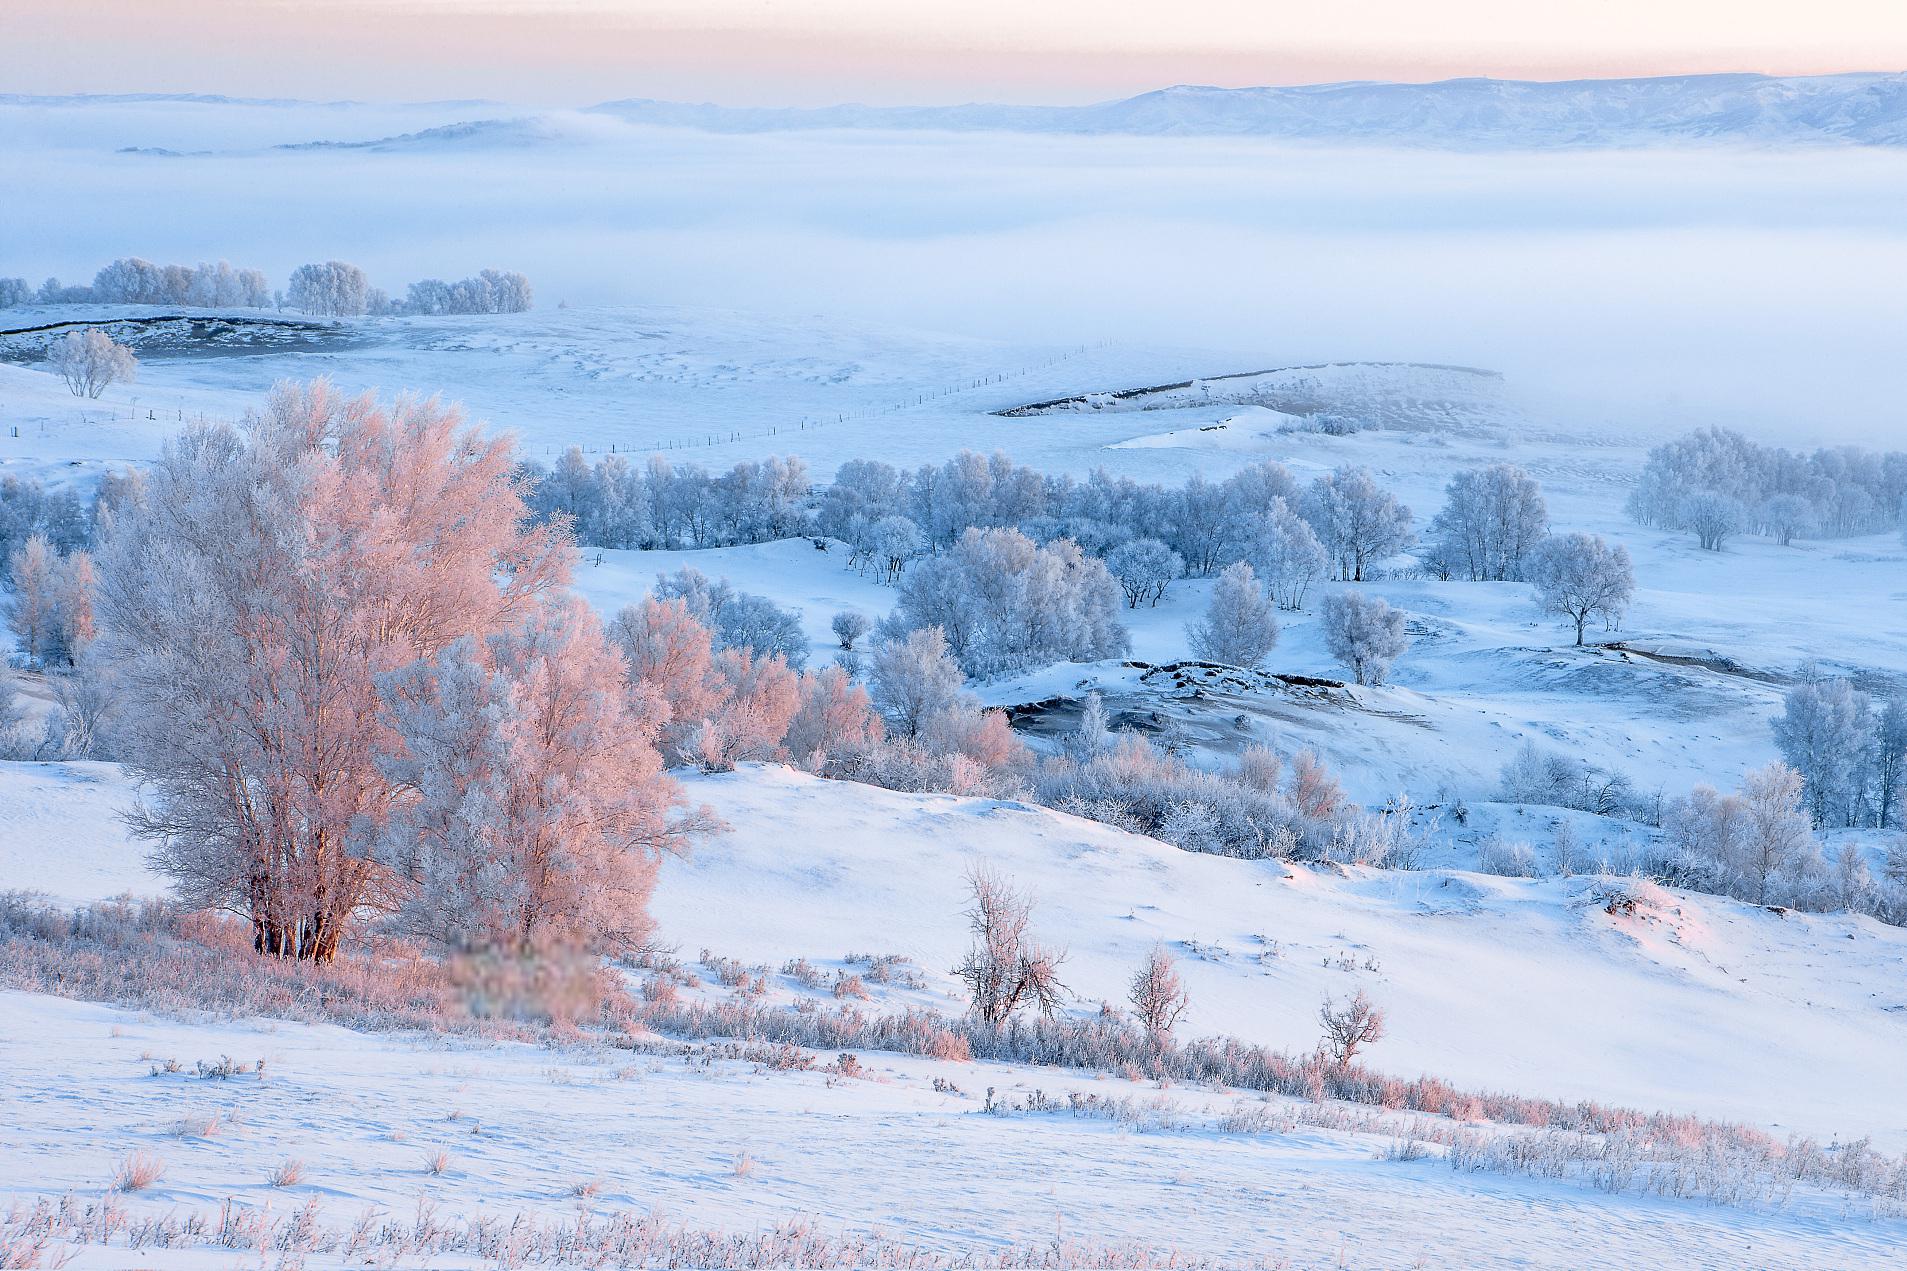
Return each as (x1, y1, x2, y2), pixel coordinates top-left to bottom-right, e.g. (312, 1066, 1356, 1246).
(588, 73, 1907, 147)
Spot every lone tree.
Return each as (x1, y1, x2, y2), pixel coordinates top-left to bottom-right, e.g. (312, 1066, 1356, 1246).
(1318, 989, 1386, 1070)
(1128, 943, 1190, 1040)
(1186, 561, 1279, 669)
(954, 863, 1066, 1026)
(93, 382, 573, 961)
(1321, 590, 1409, 686)
(48, 328, 136, 398)
(1527, 532, 1635, 645)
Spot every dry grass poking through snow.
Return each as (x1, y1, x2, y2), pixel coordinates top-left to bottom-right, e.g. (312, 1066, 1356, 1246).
(7, 891, 1905, 1217)
(0, 1192, 1272, 1270)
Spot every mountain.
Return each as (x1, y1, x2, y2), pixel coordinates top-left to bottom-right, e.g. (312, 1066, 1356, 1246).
(589, 72, 1907, 147)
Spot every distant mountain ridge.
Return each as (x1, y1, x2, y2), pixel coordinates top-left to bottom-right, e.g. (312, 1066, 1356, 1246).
(588, 73, 1907, 146)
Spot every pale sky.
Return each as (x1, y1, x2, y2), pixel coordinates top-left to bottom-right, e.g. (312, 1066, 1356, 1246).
(5, 0, 1905, 105)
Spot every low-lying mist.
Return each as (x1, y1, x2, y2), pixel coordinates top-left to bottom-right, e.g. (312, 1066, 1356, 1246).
(10, 106, 1906, 444)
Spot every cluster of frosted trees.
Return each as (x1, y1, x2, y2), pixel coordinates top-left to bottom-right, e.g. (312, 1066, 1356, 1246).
(0, 473, 123, 562)
(1772, 677, 1907, 830)
(3, 535, 95, 667)
(404, 271, 533, 316)
(522, 450, 813, 550)
(1626, 426, 1907, 547)
(287, 262, 535, 317)
(1661, 762, 1900, 919)
(891, 528, 1128, 677)
(0, 259, 271, 309)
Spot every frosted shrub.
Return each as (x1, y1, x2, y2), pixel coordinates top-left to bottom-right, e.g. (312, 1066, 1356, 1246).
(1127, 944, 1190, 1039)
(830, 609, 871, 649)
(1318, 989, 1386, 1070)
(1476, 836, 1542, 878)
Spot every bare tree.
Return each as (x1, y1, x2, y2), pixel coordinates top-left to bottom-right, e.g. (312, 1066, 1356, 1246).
(1127, 943, 1190, 1039)
(48, 328, 136, 398)
(953, 864, 1066, 1025)
(1318, 989, 1386, 1070)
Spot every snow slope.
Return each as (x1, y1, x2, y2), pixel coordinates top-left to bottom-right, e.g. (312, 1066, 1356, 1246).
(11, 757, 1907, 1152)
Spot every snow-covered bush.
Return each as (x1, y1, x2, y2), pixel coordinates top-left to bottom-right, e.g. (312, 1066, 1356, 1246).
(1496, 741, 1637, 817)
(1476, 836, 1542, 878)
(47, 328, 136, 398)
(1301, 466, 1415, 582)
(894, 527, 1128, 678)
(830, 609, 871, 650)
(1425, 464, 1549, 581)
(1127, 943, 1190, 1039)
(1185, 561, 1279, 669)
(1320, 591, 1409, 686)
(1526, 532, 1633, 645)
(653, 567, 808, 669)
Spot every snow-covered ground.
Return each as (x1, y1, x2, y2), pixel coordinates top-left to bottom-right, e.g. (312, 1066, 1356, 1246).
(6, 91, 1907, 1267)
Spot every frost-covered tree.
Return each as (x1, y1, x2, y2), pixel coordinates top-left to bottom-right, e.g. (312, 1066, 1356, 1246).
(1526, 532, 1633, 645)
(1735, 762, 1818, 905)
(374, 595, 698, 956)
(1244, 497, 1328, 610)
(1320, 591, 1409, 686)
(50, 549, 97, 665)
(1105, 538, 1182, 608)
(782, 663, 883, 773)
(688, 647, 800, 772)
(47, 328, 136, 398)
(830, 609, 871, 650)
(894, 527, 1127, 678)
(1759, 493, 1814, 547)
(91, 382, 571, 961)
(1872, 697, 1907, 830)
(1300, 466, 1414, 582)
(1186, 562, 1279, 669)
(609, 596, 723, 766)
(1773, 677, 1874, 827)
(1680, 490, 1745, 551)
(287, 261, 371, 317)
(0, 278, 32, 308)
(867, 625, 966, 738)
(653, 567, 807, 669)
(1425, 464, 1548, 581)
(4, 534, 59, 664)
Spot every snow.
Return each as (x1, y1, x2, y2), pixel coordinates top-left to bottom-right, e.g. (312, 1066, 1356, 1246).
(5, 87, 1907, 1266)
